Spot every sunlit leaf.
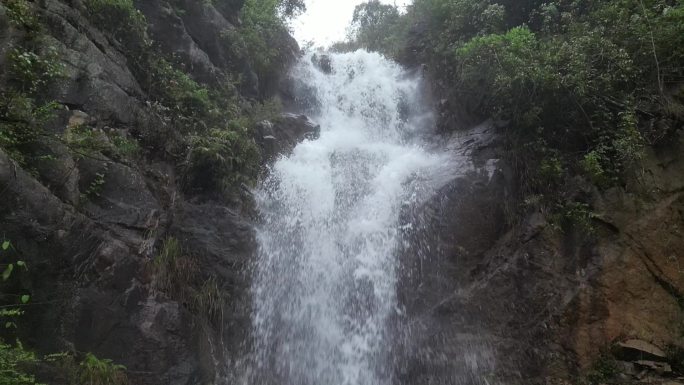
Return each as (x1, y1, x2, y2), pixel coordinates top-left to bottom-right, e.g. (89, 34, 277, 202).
(3, 264, 14, 280)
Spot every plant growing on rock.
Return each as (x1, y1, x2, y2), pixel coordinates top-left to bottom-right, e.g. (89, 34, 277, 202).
(78, 353, 128, 385)
(153, 238, 198, 302)
(0, 240, 38, 385)
(193, 276, 224, 326)
(0, 341, 42, 385)
(0, 1, 64, 170)
(4, 0, 39, 31)
(184, 125, 260, 193)
(84, 0, 148, 48)
(7, 46, 63, 94)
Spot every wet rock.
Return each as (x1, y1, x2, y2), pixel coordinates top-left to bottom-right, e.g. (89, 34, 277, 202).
(256, 113, 321, 163)
(312, 53, 332, 74)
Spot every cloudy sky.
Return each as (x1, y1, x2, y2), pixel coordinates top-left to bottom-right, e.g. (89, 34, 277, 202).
(291, 0, 412, 47)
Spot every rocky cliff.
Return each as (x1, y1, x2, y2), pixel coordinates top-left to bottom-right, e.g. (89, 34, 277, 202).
(0, 0, 312, 383)
(2, 0, 683, 384)
(397, 120, 684, 384)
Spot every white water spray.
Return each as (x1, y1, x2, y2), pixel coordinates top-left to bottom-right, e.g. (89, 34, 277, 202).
(248, 51, 453, 385)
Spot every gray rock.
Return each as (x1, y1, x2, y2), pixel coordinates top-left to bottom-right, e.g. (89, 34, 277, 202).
(312, 53, 332, 74)
(255, 113, 321, 163)
(634, 360, 672, 374)
(616, 339, 668, 362)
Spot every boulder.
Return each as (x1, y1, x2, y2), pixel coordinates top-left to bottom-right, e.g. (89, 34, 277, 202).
(255, 113, 321, 163)
(634, 360, 672, 374)
(616, 339, 667, 362)
(312, 53, 332, 74)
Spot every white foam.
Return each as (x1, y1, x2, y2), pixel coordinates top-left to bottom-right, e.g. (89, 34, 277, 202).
(248, 50, 452, 385)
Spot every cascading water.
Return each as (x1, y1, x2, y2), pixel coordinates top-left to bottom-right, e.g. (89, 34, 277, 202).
(246, 50, 454, 385)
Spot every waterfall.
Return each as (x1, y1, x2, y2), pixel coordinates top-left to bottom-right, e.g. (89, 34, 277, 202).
(247, 50, 453, 385)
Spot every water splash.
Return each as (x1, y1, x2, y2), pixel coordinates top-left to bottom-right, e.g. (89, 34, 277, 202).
(248, 50, 453, 385)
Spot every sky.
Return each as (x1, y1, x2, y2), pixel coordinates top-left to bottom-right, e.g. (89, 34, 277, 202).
(291, 0, 412, 47)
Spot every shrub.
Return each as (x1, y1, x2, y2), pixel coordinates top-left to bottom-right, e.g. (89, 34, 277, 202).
(0, 33, 62, 169)
(107, 131, 139, 159)
(0, 340, 42, 385)
(584, 353, 619, 384)
(147, 59, 217, 127)
(350, 1, 405, 56)
(236, 0, 303, 83)
(7, 47, 63, 94)
(184, 124, 260, 193)
(84, 0, 147, 48)
(0, 94, 59, 169)
(551, 201, 596, 235)
(152, 238, 226, 323)
(153, 238, 198, 302)
(4, 0, 39, 31)
(78, 353, 128, 385)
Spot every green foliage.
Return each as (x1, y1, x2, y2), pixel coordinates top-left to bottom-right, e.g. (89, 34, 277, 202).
(84, 0, 147, 48)
(0, 9, 63, 169)
(551, 201, 596, 235)
(0, 243, 36, 385)
(83, 171, 106, 199)
(584, 353, 619, 384)
(234, 0, 303, 81)
(193, 277, 223, 324)
(107, 131, 139, 159)
(350, 1, 404, 56)
(7, 47, 63, 94)
(152, 238, 226, 323)
(78, 353, 128, 385)
(4, 0, 39, 31)
(0, 94, 59, 168)
(64, 125, 140, 164)
(0, 240, 30, 330)
(0, 341, 42, 385)
(43, 352, 128, 385)
(184, 123, 260, 193)
(64, 126, 110, 159)
(147, 58, 221, 129)
(153, 238, 197, 301)
(345, 0, 683, 216)
(237, 0, 281, 79)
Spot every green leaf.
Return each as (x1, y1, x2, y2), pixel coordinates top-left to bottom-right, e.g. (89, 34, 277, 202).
(3, 263, 14, 281)
(16, 261, 26, 269)
(5, 322, 12, 329)
(20, 295, 29, 304)
(1, 241, 9, 251)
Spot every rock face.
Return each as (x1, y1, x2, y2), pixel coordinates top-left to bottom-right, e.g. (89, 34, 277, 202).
(255, 113, 321, 163)
(397, 120, 684, 383)
(0, 0, 301, 384)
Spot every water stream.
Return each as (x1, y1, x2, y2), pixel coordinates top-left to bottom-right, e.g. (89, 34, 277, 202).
(247, 51, 454, 385)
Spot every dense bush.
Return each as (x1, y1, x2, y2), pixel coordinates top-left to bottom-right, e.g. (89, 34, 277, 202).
(83, 0, 148, 49)
(184, 122, 260, 193)
(349, 1, 404, 55)
(0, 341, 41, 385)
(235, 0, 304, 84)
(347, 0, 684, 216)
